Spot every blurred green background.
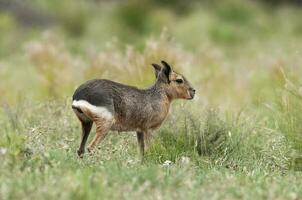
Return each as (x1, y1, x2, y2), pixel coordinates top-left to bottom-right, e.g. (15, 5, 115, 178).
(1, 0, 302, 106)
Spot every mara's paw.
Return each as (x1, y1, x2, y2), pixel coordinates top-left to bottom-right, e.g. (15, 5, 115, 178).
(77, 149, 84, 158)
(87, 147, 95, 155)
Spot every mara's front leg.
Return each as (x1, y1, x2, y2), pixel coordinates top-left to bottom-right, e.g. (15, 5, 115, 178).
(144, 131, 153, 149)
(136, 131, 145, 157)
(136, 130, 153, 157)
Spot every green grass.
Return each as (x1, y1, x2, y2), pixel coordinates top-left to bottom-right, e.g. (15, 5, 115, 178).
(1, 0, 302, 199)
(0, 100, 300, 200)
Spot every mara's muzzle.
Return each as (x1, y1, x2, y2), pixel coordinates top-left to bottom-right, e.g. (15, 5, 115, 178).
(188, 88, 196, 99)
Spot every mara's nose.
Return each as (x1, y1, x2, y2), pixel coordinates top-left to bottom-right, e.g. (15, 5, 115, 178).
(188, 88, 196, 100)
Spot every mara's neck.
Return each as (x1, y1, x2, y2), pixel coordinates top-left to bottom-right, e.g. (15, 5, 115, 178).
(144, 81, 172, 121)
(146, 81, 173, 102)
(141, 82, 172, 121)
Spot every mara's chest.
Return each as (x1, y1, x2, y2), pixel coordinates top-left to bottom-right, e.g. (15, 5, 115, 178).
(146, 101, 171, 130)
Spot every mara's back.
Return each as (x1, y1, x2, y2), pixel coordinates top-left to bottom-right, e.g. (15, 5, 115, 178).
(73, 79, 143, 107)
(72, 79, 162, 125)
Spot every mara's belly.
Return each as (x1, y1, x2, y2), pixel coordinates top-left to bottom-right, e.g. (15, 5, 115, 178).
(110, 115, 166, 132)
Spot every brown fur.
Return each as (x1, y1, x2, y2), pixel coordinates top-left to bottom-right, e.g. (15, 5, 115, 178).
(165, 71, 193, 100)
(72, 61, 195, 157)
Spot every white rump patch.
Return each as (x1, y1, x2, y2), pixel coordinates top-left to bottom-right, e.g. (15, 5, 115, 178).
(72, 100, 113, 120)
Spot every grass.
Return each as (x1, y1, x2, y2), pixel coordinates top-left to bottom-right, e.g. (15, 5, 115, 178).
(1, 0, 302, 199)
(0, 100, 300, 199)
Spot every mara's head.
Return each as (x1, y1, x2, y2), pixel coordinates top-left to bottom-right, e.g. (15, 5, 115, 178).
(152, 60, 195, 100)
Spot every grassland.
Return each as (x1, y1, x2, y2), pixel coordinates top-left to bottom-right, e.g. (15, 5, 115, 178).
(1, 1, 302, 199)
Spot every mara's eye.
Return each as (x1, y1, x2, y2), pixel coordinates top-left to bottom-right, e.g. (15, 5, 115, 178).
(175, 79, 183, 84)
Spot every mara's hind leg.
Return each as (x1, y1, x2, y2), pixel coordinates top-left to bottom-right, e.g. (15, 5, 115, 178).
(87, 116, 113, 153)
(73, 108, 93, 158)
(72, 100, 114, 155)
(77, 120, 93, 158)
(136, 131, 145, 157)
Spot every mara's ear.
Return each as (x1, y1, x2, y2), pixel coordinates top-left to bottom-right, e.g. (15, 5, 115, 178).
(152, 63, 161, 78)
(159, 60, 172, 83)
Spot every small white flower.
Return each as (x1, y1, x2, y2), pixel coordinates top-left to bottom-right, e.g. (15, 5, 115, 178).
(60, 143, 69, 150)
(180, 156, 190, 166)
(0, 148, 7, 156)
(127, 159, 134, 165)
(163, 160, 173, 167)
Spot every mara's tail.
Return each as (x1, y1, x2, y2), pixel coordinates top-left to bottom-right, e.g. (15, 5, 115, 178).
(72, 105, 83, 113)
